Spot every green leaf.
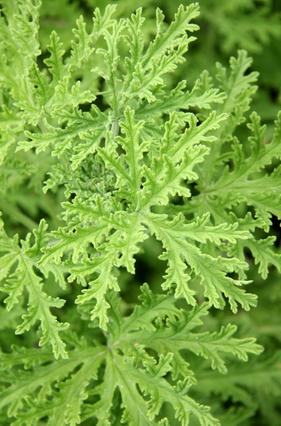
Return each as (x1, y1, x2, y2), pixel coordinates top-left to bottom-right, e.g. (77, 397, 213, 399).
(0, 226, 68, 358)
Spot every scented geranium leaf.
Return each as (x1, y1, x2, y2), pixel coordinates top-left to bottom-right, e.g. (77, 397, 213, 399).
(99, 107, 148, 208)
(144, 212, 256, 311)
(141, 148, 206, 207)
(120, 297, 262, 375)
(199, 111, 281, 228)
(75, 220, 147, 327)
(116, 107, 145, 202)
(207, 112, 281, 191)
(185, 247, 256, 312)
(90, 357, 119, 426)
(174, 212, 250, 244)
(120, 284, 179, 334)
(44, 31, 65, 83)
(67, 15, 94, 70)
(41, 222, 110, 264)
(140, 321, 262, 374)
(136, 70, 226, 118)
(245, 237, 281, 279)
(245, 111, 281, 170)
(0, 344, 105, 424)
(201, 50, 258, 183)
(13, 4, 116, 158)
(0, 223, 68, 358)
(43, 210, 147, 329)
(0, 0, 41, 111)
(121, 358, 216, 426)
(99, 19, 126, 116)
(140, 111, 227, 208)
(95, 352, 218, 426)
(194, 352, 281, 416)
(125, 4, 200, 103)
(48, 5, 116, 108)
(143, 4, 199, 66)
(47, 361, 97, 426)
(124, 8, 146, 77)
(215, 50, 258, 136)
(75, 254, 120, 330)
(20, 107, 108, 161)
(0, 110, 24, 164)
(105, 296, 260, 425)
(164, 111, 227, 162)
(110, 213, 148, 273)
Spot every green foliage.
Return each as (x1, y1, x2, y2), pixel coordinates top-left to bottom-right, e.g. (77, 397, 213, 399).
(0, 1, 280, 425)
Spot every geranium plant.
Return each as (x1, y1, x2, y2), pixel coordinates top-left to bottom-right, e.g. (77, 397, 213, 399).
(0, 1, 280, 425)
